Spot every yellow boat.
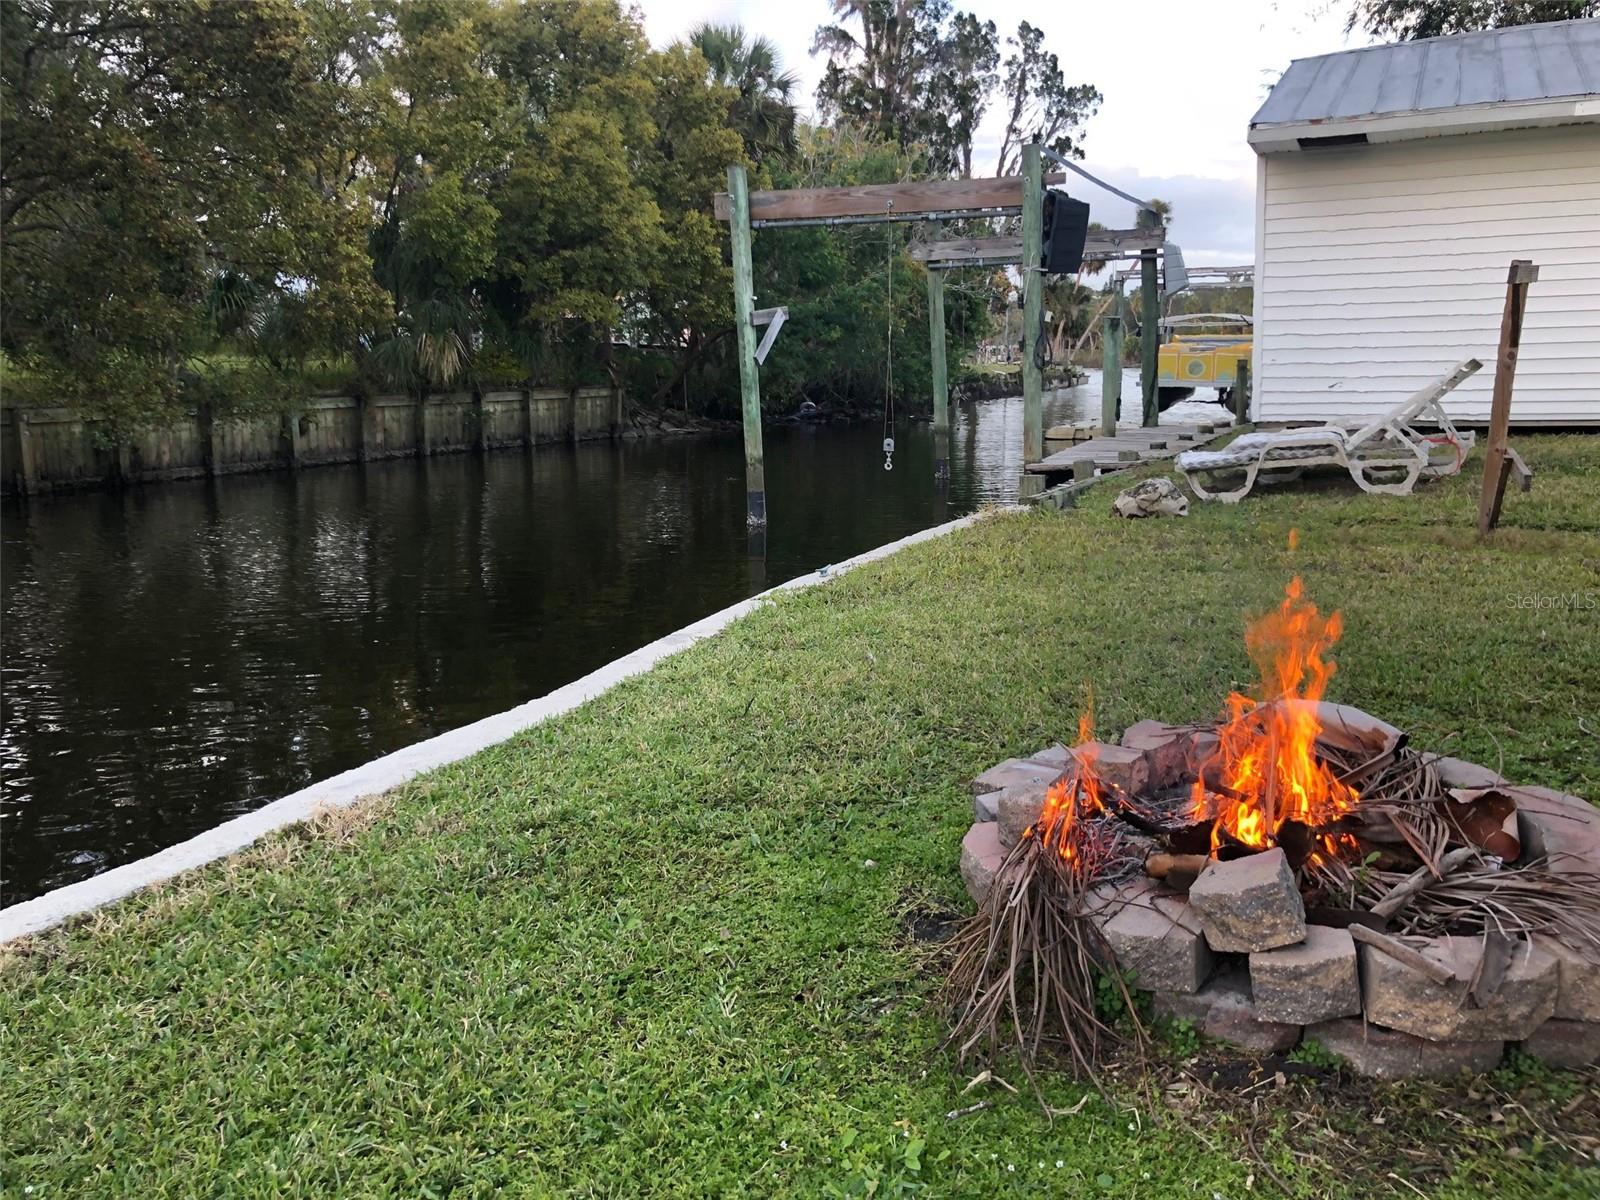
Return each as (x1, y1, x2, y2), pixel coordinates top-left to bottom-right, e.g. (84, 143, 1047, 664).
(1157, 314, 1251, 409)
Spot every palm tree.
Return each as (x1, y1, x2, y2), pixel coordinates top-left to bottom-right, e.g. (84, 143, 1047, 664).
(689, 22, 799, 163)
(363, 216, 478, 392)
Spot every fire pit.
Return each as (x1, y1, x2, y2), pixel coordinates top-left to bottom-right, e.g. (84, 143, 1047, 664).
(948, 576, 1600, 1080)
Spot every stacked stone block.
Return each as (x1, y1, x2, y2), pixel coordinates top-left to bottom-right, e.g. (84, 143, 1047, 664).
(956, 738, 1600, 1077)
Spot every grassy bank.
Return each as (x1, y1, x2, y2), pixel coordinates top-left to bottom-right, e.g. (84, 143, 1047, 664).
(4, 437, 1599, 1197)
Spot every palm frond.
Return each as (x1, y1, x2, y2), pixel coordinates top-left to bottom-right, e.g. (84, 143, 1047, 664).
(942, 766, 1147, 1087)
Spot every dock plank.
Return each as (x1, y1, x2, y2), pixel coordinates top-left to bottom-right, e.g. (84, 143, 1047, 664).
(1024, 420, 1234, 478)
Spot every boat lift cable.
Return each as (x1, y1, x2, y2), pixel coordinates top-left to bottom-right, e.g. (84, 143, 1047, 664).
(1038, 147, 1159, 217)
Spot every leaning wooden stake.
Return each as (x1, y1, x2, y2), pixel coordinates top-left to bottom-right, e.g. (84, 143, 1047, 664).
(727, 164, 767, 527)
(1477, 260, 1538, 535)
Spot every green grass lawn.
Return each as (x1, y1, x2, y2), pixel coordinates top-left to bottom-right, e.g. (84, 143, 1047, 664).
(4, 438, 1599, 1198)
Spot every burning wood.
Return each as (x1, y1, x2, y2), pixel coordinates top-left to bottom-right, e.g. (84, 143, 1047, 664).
(1190, 577, 1360, 853)
(945, 573, 1600, 1083)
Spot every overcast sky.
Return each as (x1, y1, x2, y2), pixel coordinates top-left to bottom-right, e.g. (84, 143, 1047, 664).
(633, 0, 1382, 264)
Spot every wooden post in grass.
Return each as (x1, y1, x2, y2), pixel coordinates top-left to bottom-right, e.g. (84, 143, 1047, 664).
(1477, 260, 1538, 535)
(1234, 359, 1251, 424)
(1138, 208, 1161, 428)
(727, 163, 767, 527)
(1101, 289, 1123, 437)
(1021, 143, 1044, 464)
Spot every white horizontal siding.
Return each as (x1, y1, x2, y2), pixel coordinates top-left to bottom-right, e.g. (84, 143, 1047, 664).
(1255, 123, 1600, 424)
(1264, 162, 1600, 208)
(1262, 354, 1600, 374)
(1262, 294, 1600, 320)
(1262, 128, 1583, 185)
(1265, 238, 1598, 267)
(1264, 270, 1600, 297)
(1265, 179, 1600, 221)
(1265, 196, 1597, 235)
(1266, 215, 1600, 250)
(1267, 324, 1593, 347)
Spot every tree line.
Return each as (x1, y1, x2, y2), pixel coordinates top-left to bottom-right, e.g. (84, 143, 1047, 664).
(0, 0, 1101, 431)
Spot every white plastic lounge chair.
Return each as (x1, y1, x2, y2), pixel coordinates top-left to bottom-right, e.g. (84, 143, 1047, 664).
(1176, 359, 1481, 503)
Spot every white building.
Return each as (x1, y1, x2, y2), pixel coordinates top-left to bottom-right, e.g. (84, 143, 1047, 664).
(1248, 19, 1599, 425)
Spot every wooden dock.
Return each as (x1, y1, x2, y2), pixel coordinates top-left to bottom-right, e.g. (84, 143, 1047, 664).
(1026, 419, 1235, 483)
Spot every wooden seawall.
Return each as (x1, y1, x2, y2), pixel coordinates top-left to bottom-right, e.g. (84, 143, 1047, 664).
(0, 386, 625, 495)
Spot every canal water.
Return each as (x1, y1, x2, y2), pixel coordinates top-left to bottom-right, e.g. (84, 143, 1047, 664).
(0, 371, 1221, 903)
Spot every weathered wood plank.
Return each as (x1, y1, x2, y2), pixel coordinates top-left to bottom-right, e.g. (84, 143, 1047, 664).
(908, 235, 1021, 263)
(753, 306, 787, 366)
(909, 226, 1166, 265)
(1102, 290, 1124, 436)
(1023, 420, 1233, 474)
(713, 172, 1066, 223)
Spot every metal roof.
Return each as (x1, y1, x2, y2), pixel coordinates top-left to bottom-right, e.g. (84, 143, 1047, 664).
(1251, 18, 1599, 129)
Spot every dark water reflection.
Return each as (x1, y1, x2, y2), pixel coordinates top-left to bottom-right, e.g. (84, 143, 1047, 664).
(1, 371, 1220, 902)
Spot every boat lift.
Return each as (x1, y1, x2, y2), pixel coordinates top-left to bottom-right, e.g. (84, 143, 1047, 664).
(714, 147, 1180, 524)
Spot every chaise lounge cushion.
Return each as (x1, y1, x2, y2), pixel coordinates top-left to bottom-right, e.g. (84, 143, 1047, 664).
(1176, 427, 1347, 472)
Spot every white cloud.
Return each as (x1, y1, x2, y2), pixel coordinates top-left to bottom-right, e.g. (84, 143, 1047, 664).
(1086, 171, 1259, 265)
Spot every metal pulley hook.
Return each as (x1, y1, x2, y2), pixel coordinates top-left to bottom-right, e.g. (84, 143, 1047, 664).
(883, 436, 895, 471)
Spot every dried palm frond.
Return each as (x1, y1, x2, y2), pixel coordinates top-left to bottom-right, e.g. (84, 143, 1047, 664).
(1319, 741, 1456, 868)
(941, 772, 1146, 1085)
(1384, 861, 1600, 961)
(1355, 798, 1452, 871)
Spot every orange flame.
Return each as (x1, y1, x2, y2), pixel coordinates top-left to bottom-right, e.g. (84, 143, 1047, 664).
(1191, 577, 1358, 851)
(1036, 765, 1104, 865)
(1033, 691, 1104, 865)
(1305, 831, 1361, 874)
